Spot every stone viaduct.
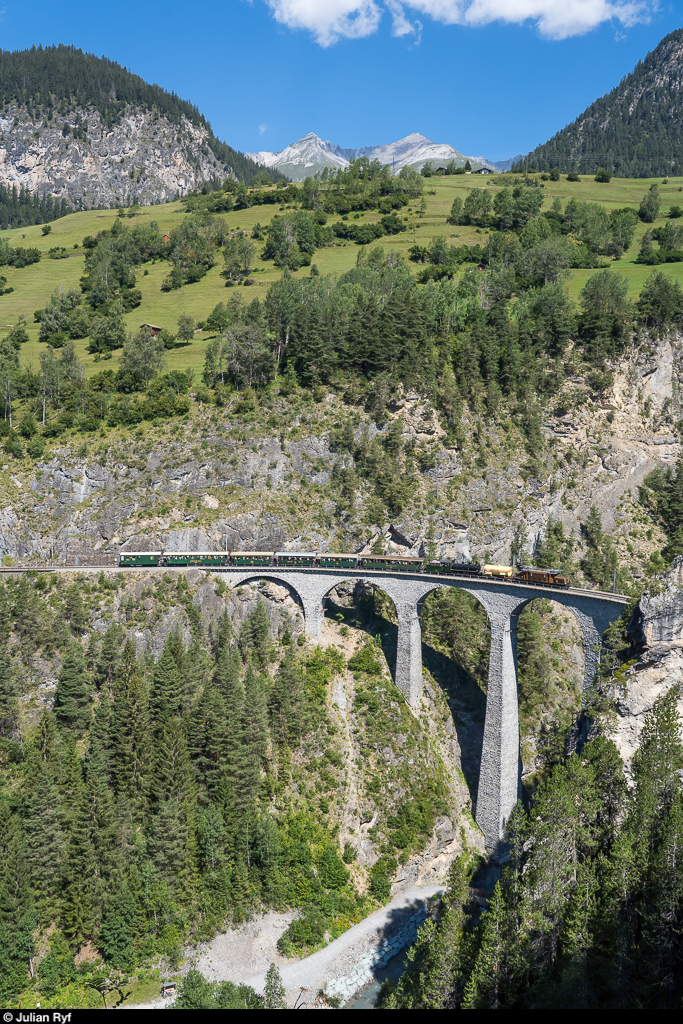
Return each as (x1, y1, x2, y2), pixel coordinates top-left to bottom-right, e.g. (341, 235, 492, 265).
(212, 567, 628, 856)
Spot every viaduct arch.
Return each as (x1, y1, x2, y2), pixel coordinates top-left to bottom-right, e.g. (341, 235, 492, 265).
(212, 567, 628, 857)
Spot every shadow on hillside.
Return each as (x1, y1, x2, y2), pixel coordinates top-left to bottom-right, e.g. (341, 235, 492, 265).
(420, 641, 486, 804)
(344, 893, 443, 1009)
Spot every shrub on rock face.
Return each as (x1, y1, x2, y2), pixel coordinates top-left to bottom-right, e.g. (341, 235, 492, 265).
(369, 855, 397, 901)
(348, 644, 382, 676)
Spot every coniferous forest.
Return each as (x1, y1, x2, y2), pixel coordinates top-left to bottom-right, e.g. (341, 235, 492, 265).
(0, 570, 461, 1009)
(522, 30, 683, 178)
(381, 687, 683, 1010)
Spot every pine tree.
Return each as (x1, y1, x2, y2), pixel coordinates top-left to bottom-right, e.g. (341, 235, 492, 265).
(583, 736, 627, 852)
(64, 582, 88, 634)
(111, 640, 151, 808)
(224, 662, 246, 778)
(240, 597, 271, 667)
(23, 764, 65, 922)
(99, 882, 136, 969)
(216, 609, 233, 657)
(264, 963, 287, 1008)
(83, 690, 112, 783)
(60, 733, 85, 829)
(149, 630, 184, 728)
(196, 803, 226, 872)
(214, 641, 240, 694)
(81, 773, 119, 917)
(54, 642, 92, 731)
(31, 709, 61, 772)
(0, 638, 18, 738)
(151, 717, 195, 805)
(184, 634, 210, 705)
(216, 770, 239, 857)
(243, 662, 268, 767)
(94, 623, 123, 689)
(270, 645, 304, 747)
(629, 684, 683, 871)
(61, 779, 98, 945)
(230, 857, 252, 924)
(148, 799, 188, 884)
(187, 679, 227, 795)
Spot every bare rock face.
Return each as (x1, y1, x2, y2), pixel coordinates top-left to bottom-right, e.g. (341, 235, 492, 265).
(613, 644, 683, 765)
(0, 105, 233, 206)
(611, 560, 683, 765)
(628, 555, 683, 646)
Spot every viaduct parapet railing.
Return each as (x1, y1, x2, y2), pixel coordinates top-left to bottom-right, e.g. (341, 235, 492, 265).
(210, 568, 629, 857)
(0, 564, 628, 857)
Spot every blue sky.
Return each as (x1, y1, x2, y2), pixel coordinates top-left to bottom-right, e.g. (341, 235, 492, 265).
(1, 1, 682, 159)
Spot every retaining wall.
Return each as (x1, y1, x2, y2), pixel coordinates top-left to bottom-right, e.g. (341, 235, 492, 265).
(324, 904, 431, 1004)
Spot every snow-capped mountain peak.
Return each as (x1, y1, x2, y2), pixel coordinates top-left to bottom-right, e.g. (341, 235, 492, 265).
(247, 132, 497, 181)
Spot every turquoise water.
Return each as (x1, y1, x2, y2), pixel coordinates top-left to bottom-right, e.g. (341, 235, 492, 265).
(344, 948, 410, 1009)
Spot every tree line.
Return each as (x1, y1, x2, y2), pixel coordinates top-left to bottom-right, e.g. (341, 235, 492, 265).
(0, 184, 70, 230)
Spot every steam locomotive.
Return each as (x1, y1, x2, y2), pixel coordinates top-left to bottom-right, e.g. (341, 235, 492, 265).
(117, 551, 570, 588)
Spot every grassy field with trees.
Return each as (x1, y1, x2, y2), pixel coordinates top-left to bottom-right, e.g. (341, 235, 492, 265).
(3, 169, 683, 384)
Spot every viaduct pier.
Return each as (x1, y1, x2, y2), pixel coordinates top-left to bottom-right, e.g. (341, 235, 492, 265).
(1, 563, 629, 855)
(211, 567, 629, 856)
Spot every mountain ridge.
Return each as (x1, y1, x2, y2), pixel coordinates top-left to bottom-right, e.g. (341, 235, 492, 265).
(248, 131, 499, 180)
(0, 45, 285, 206)
(521, 29, 683, 177)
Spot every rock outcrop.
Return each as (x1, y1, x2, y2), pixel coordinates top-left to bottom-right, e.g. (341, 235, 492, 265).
(0, 105, 232, 207)
(612, 559, 683, 764)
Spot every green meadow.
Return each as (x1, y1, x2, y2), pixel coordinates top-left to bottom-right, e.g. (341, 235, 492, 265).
(2, 170, 682, 379)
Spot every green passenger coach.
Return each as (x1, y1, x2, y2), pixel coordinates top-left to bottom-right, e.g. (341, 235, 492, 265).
(275, 552, 317, 566)
(358, 555, 424, 571)
(318, 554, 358, 568)
(119, 552, 160, 566)
(165, 552, 230, 566)
(232, 552, 273, 566)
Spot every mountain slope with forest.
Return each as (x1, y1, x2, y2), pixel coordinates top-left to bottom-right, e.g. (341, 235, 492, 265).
(4, 148, 683, 1004)
(522, 29, 683, 178)
(0, 45, 284, 208)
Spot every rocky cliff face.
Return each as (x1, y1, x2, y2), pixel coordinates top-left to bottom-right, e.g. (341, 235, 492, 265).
(0, 104, 232, 206)
(0, 330, 680, 583)
(610, 557, 683, 765)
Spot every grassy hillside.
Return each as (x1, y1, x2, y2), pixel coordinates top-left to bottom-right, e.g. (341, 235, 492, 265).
(2, 171, 683, 380)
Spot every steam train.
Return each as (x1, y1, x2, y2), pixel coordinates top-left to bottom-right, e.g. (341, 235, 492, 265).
(118, 551, 570, 588)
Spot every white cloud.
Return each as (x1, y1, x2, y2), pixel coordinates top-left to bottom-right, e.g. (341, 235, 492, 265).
(259, 123, 268, 134)
(386, 0, 419, 34)
(264, 0, 382, 45)
(263, 0, 654, 43)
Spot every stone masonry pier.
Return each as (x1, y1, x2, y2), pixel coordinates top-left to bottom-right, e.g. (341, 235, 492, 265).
(214, 568, 628, 857)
